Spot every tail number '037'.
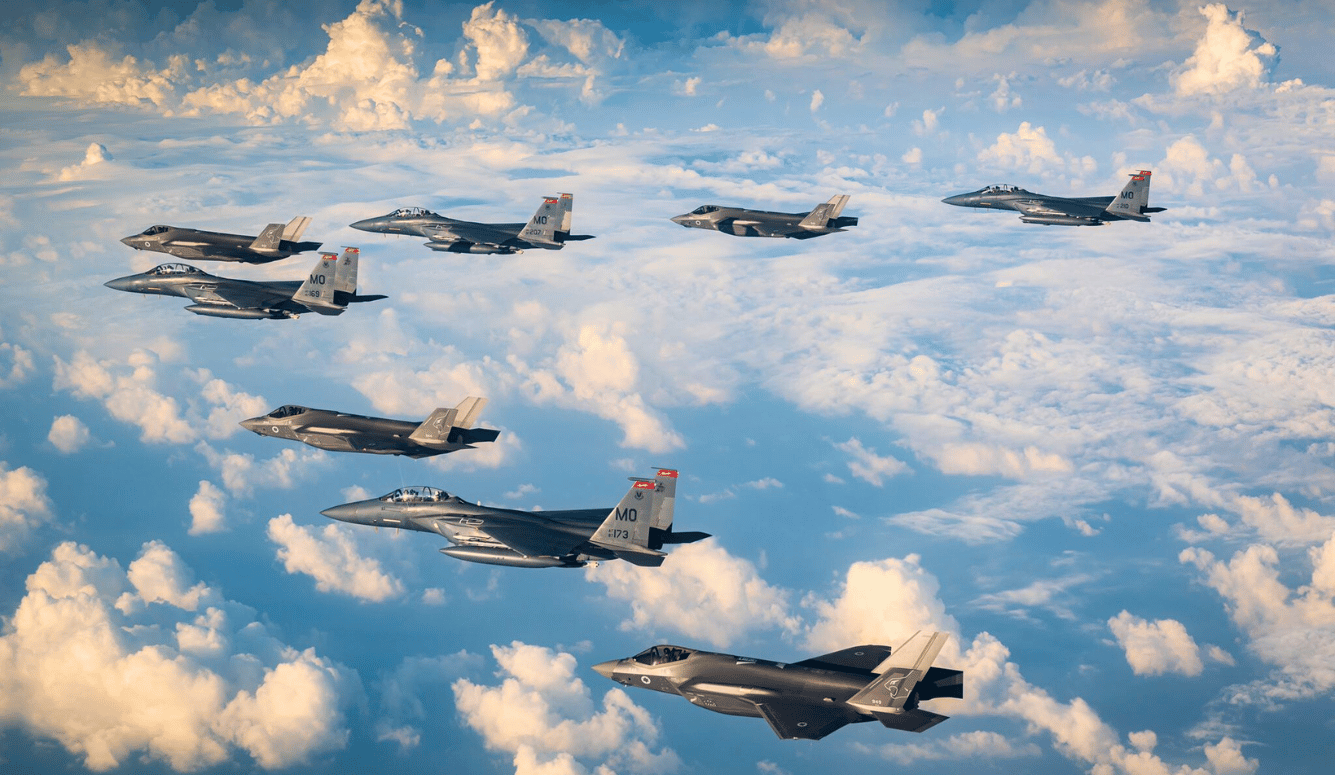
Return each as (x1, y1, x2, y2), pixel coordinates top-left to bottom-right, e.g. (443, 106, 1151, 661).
(615, 508, 638, 522)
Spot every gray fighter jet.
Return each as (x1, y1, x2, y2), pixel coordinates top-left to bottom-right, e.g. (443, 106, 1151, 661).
(104, 247, 384, 319)
(593, 631, 963, 740)
(240, 396, 498, 457)
(942, 170, 1166, 226)
(669, 194, 858, 239)
(349, 193, 594, 254)
(319, 468, 708, 568)
(120, 217, 320, 263)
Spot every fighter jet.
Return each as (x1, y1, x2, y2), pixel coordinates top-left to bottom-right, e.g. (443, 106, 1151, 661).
(669, 194, 858, 239)
(240, 396, 498, 457)
(942, 170, 1166, 226)
(319, 468, 708, 568)
(104, 247, 383, 320)
(592, 631, 963, 740)
(120, 217, 320, 263)
(349, 193, 594, 254)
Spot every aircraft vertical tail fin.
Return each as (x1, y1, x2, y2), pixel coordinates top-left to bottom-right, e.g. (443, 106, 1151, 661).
(649, 468, 676, 530)
(846, 631, 953, 722)
(282, 216, 312, 242)
(294, 252, 344, 314)
(591, 478, 663, 566)
(1105, 170, 1154, 220)
(249, 223, 285, 252)
(798, 195, 850, 229)
(520, 195, 563, 246)
(407, 397, 497, 447)
(558, 193, 574, 233)
(333, 247, 359, 295)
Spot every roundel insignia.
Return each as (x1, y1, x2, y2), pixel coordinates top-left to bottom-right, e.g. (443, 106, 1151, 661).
(640, 676, 651, 685)
(853, 651, 864, 656)
(270, 426, 280, 433)
(796, 722, 808, 728)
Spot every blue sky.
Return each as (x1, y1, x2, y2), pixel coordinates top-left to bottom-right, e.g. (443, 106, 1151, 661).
(2, 1, 1334, 773)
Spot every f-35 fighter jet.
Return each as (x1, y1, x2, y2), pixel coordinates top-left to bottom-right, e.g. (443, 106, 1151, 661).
(319, 468, 708, 568)
(120, 217, 320, 263)
(349, 193, 594, 254)
(241, 396, 498, 457)
(670, 194, 858, 239)
(593, 631, 963, 740)
(942, 170, 1166, 226)
(104, 247, 384, 319)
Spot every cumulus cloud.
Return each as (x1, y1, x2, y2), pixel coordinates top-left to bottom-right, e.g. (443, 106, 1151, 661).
(1155, 135, 1262, 197)
(196, 443, 329, 496)
(833, 437, 909, 486)
(809, 89, 824, 112)
(1173, 4, 1278, 97)
(56, 142, 112, 181)
(988, 73, 1022, 112)
(375, 652, 479, 751)
(453, 642, 678, 774)
(0, 463, 54, 553)
(267, 514, 404, 602)
(585, 541, 799, 648)
(1107, 611, 1204, 676)
(977, 122, 1096, 177)
(0, 541, 351, 771)
(48, 414, 91, 453)
(188, 480, 227, 535)
(0, 341, 35, 387)
(863, 730, 1041, 763)
(19, 42, 187, 107)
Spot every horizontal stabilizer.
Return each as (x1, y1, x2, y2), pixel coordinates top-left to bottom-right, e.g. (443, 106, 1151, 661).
(798, 194, 850, 229)
(655, 530, 709, 545)
(407, 397, 489, 445)
(612, 548, 667, 567)
(847, 631, 949, 714)
(871, 708, 949, 734)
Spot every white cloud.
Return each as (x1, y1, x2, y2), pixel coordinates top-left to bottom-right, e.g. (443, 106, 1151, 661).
(0, 463, 54, 553)
(56, 142, 112, 181)
(0, 541, 351, 771)
(912, 107, 941, 136)
(1173, 5, 1277, 97)
(0, 341, 35, 387)
(453, 642, 678, 774)
(977, 122, 1096, 177)
(188, 480, 227, 535)
(585, 540, 799, 648)
(19, 42, 187, 107)
(675, 76, 700, 96)
(864, 730, 1041, 763)
(1155, 135, 1261, 197)
(48, 414, 91, 453)
(901, 146, 922, 165)
(809, 89, 824, 112)
(1107, 611, 1204, 676)
(743, 477, 783, 490)
(833, 437, 908, 486)
(197, 443, 329, 496)
(53, 350, 194, 444)
(988, 73, 1022, 112)
(267, 514, 404, 602)
(375, 652, 479, 752)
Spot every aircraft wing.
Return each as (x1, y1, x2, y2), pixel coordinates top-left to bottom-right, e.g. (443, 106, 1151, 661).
(791, 645, 893, 673)
(178, 282, 288, 310)
(450, 514, 583, 559)
(425, 222, 520, 246)
(754, 701, 856, 741)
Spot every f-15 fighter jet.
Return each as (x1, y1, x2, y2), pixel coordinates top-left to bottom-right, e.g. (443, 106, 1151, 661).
(103, 247, 384, 319)
(669, 194, 858, 239)
(593, 631, 964, 740)
(241, 396, 498, 457)
(349, 193, 594, 254)
(120, 216, 320, 263)
(319, 468, 708, 568)
(942, 170, 1166, 226)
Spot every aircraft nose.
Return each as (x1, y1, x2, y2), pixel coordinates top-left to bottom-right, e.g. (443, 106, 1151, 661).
(941, 194, 971, 206)
(349, 216, 386, 232)
(320, 503, 362, 522)
(591, 660, 619, 679)
(119, 235, 138, 248)
(104, 276, 133, 291)
(238, 416, 266, 434)
(669, 214, 691, 227)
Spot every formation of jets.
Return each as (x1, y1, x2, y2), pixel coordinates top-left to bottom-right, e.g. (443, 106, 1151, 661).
(99, 170, 1171, 744)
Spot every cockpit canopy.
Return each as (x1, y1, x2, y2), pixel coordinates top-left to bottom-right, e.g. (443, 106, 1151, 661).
(380, 486, 449, 503)
(146, 263, 202, 276)
(142, 225, 170, 235)
(982, 184, 1024, 194)
(632, 645, 692, 666)
(267, 405, 308, 418)
(391, 207, 437, 218)
(689, 205, 720, 215)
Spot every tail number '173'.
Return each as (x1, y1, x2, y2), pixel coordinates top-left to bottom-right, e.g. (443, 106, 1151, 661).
(607, 529, 633, 540)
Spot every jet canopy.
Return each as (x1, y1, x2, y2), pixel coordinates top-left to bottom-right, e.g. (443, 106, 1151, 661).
(146, 263, 203, 276)
(689, 205, 720, 215)
(981, 184, 1025, 194)
(391, 207, 437, 218)
(380, 486, 449, 503)
(632, 645, 692, 666)
(267, 405, 309, 418)
(141, 225, 170, 235)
